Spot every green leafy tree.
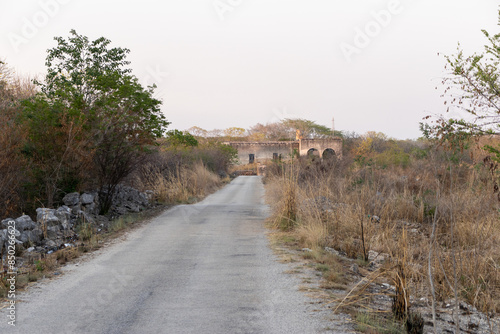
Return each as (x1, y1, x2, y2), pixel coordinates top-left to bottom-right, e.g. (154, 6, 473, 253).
(248, 118, 333, 141)
(165, 130, 198, 147)
(424, 11, 500, 146)
(282, 118, 332, 139)
(22, 30, 169, 212)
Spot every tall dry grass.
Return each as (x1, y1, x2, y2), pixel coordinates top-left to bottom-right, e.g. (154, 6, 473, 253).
(265, 151, 500, 321)
(140, 162, 223, 204)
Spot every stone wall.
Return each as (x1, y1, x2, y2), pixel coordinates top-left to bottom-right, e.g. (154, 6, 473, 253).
(224, 141, 299, 164)
(225, 138, 343, 165)
(299, 138, 343, 159)
(0, 185, 152, 255)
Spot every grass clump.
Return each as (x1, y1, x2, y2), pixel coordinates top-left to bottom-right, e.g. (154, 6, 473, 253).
(143, 162, 223, 204)
(355, 311, 405, 334)
(77, 222, 94, 241)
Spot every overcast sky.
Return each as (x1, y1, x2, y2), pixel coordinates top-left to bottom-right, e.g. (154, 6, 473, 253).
(1, 0, 499, 139)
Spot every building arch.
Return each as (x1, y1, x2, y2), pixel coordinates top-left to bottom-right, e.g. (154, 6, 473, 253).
(307, 148, 320, 157)
(299, 138, 342, 160)
(322, 148, 336, 159)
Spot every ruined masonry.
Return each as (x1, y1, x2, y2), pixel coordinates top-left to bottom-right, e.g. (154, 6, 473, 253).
(225, 138, 343, 165)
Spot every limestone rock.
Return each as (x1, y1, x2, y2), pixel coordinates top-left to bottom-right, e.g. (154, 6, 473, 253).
(0, 218, 15, 230)
(76, 210, 95, 225)
(63, 192, 81, 214)
(15, 215, 37, 231)
(44, 239, 57, 249)
(19, 231, 30, 244)
(111, 185, 149, 213)
(0, 229, 7, 248)
(36, 208, 60, 227)
(82, 202, 98, 216)
(55, 206, 71, 229)
(28, 228, 43, 244)
(144, 190, 154, 201)
(12, 228, 21, 238)
(125, 202, 140, 213)
(63, 192, 80, 206)
(325, 247, 341, 257)
(80, 192, 95, 205)
(46, 226, 59, 240)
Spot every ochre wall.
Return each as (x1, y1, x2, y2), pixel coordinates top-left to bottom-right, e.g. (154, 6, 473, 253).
(299, 138, 343, 159)
(225, 142, 299, 164)
(225, 138, 342, 164)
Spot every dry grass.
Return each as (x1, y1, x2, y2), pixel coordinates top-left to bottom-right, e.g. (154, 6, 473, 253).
(229, 162, 259, 175)
(264, 151, 500, 323)
(142, 162, 223, 204)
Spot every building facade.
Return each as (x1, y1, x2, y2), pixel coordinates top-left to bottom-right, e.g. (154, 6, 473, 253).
(225, 138, 342, 165)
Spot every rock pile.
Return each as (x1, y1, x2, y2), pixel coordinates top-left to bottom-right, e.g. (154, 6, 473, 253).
(0, 186, 151, 255)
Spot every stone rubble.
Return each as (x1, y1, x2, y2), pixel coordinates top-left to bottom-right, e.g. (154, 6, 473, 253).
(0, 186, 152, 256)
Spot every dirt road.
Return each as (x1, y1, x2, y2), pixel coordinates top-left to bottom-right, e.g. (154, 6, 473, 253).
(1, 176, 346, 333)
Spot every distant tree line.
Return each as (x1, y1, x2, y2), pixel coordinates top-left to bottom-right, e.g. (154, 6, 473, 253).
(187, 118, 336, 142)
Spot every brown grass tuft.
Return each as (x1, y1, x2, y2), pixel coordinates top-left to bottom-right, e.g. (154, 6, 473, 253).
(264, 146, 500, 324)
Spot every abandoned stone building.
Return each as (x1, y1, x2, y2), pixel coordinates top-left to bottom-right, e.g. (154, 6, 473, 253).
(224, 137, 343, 165)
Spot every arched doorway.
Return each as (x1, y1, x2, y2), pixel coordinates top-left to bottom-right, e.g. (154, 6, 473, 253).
(322, 148, 336, 159)
(307, 148, 320, 157)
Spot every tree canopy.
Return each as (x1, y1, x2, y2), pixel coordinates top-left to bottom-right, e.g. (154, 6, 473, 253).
(248, 118, 333, 141)
(22, 30, 169, 212)
(424, 11, 500, 143)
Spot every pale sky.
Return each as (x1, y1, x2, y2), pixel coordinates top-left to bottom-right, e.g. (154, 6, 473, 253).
(1, 0, 498, 139)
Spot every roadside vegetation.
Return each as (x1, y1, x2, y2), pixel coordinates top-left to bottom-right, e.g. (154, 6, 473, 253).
(264, 14, 500, 333)
(0, 32, 235, 298)
(3, 12, 500, 332)
(264, 133, 500, 333)
(0, 31, 235, 219)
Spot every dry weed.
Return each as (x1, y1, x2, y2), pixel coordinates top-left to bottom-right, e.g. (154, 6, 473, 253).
(265, 152, 500, 320)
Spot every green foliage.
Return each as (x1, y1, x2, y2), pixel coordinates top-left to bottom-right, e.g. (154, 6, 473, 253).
(166, 130, 198, 147)
(178, 142, 237, 173)
(142, 141, 238, 188)
(34, 260, 45, 272)
(424, 11, 500, 162)
(77, 222, 94, 241)
(410, 147, 428, 160)
(352, 132, 416, 169)
(354, 155, 373, 167)
(282, 118, 332, 138)
(248, 118, 334, 141)
(216, 143, 238, 166)
(483, 144, 500, 160)
(21, 30, 169, 211)
(355, 312, 405, 334)
(375, 147, 410, 169)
